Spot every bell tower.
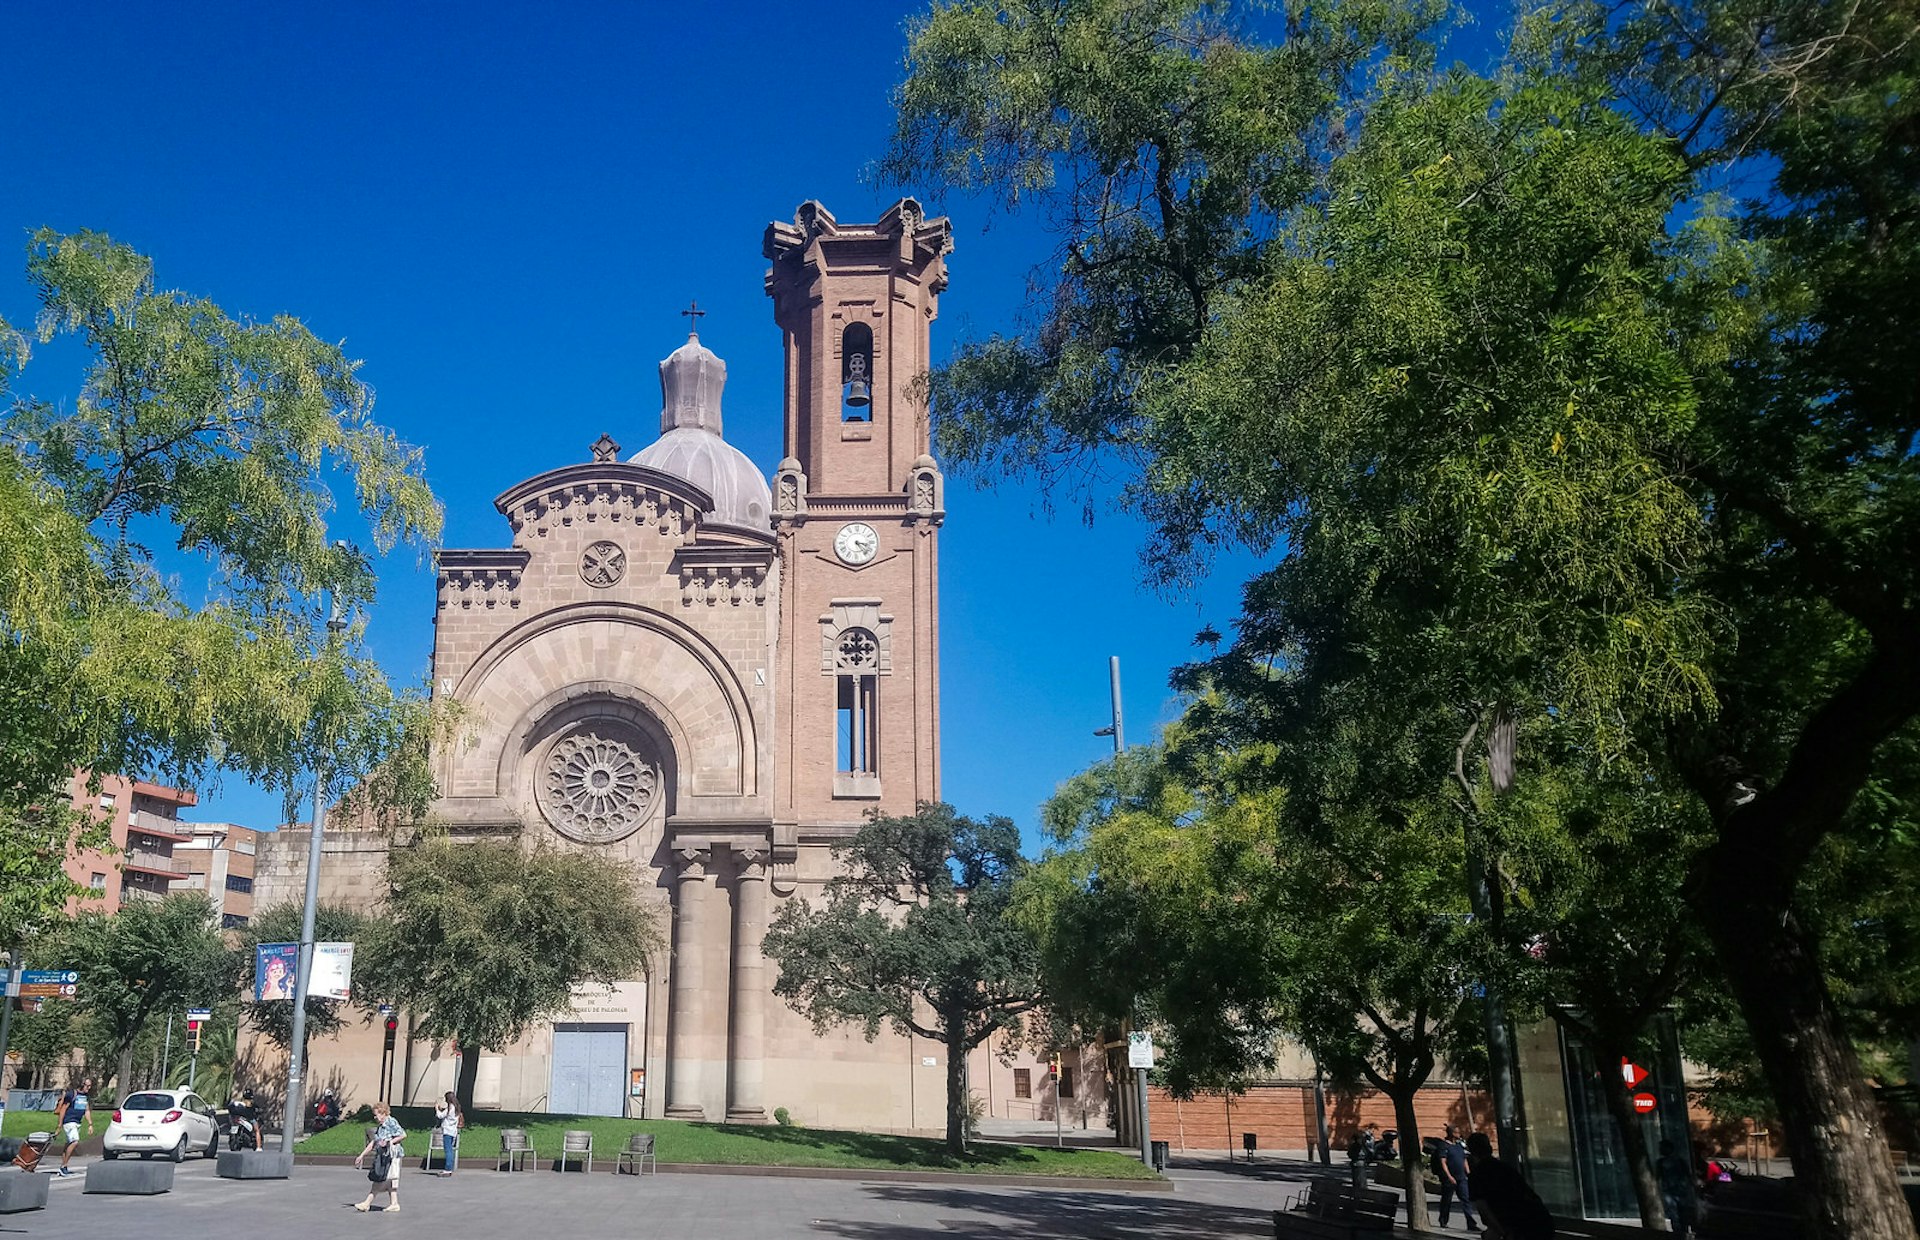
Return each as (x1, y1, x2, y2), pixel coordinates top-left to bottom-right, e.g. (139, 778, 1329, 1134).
(764, 198, 951, 830)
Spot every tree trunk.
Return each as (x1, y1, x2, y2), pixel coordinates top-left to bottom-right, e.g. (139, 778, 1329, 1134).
(943, 1029, 968, 1154)
(1388, 1084, 1432, 1232)
(454, 1040, 481, 1118)
(1106, 1031, 1136, 1149)
(1589, 1026, 1670, 1232)
(1313, 1061, 1331, 1164)
(1698, 881, 1911, 1239)
(116, 1044, 134, 1100)
(1465, 842, 1525, 1168)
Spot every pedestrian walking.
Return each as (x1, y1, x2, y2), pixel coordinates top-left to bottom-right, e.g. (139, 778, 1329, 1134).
(1657, 1139, 1696, 1237)
(1465, 1132, 1554, 1239)
(54, 1076, 95, 1177)
(434, 1091, 463, 1176)
(1436, 1124, 1480, 1231)
(353, 1102, 406, 1213)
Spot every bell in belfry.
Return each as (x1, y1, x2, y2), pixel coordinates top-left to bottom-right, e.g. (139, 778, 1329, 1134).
(844, 350, 872, 407)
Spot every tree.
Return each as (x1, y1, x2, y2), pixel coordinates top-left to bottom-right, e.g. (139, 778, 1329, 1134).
(237, 902, 380, 1077)
(0, 801, 107, 948)
(0, 228, 441, 922)
(46, 894, 231, 1097)
(367, 837, 661, 1114)
(763, 804, 1045, 1154)
(886, 1, 1920, 1232)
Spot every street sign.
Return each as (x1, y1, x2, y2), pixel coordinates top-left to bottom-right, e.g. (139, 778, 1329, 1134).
(186, 1008, 212, 1022)
(18, 969, 79, 999)
(1128, 1031, 1155, 1069)
(1621, 1058, 1650, 1090)
(1632, 1092, 1658, 1114)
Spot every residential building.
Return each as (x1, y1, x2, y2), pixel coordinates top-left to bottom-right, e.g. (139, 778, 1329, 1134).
(174, 822, 260, 928)
(63, 773, 197, 912)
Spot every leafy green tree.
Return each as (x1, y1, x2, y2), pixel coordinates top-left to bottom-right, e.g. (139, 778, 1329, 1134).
(365, 837, 661, 1114)
(45, 894, 231, 1097)
(763, 804, 1045, 1155)
(10, 995, 81, 1089)
(887, 0, 1919, 1232)
(0, 228, 441, 923)
(0, 802, 107, 947)
(237, 902, 380, 1075)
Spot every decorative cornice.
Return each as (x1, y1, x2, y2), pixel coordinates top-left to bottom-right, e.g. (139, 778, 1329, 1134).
(436, 549, 531, 610)
(673, 542, 775, 608)
(494, 463, 711, 544)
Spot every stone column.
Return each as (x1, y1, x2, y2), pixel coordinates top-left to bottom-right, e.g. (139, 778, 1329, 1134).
(665, 846, 709, 1120)
(727, 847, 769, 1122)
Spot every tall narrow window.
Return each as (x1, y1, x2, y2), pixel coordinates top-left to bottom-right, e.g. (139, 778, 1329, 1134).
(841, 323, 874, 422)
(1014, 1069, 1032, 1100)
(834, 626, 880, 788)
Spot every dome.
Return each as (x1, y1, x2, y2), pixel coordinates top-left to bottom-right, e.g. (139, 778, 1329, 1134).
(631, 331, 773, 529)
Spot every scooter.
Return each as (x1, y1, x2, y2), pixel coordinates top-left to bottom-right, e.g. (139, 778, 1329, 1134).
(227, 1113, 258, 1151)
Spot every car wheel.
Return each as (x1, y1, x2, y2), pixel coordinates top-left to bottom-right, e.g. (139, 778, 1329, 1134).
(169, 1137, 188, 1163)
(205, 1131, 219, 1159)
(102, 1149, 120, 1160)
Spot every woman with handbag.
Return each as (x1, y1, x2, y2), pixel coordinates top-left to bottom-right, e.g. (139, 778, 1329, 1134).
(352, 1103, 406, 1213)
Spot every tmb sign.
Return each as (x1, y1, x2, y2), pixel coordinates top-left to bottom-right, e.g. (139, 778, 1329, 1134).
(1632, 1092, 1659, 1115)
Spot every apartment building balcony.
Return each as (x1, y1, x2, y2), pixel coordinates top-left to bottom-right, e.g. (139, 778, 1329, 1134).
(121, 847, 188, 880)
(130, 810, 193, 842)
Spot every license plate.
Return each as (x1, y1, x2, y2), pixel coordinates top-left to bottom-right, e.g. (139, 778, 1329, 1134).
(125, 1134, 153, 1142)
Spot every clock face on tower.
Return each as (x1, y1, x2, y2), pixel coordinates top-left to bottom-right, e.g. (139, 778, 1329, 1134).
(833, 522, 879, 565)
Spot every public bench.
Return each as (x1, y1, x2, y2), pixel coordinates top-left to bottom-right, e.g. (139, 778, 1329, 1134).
(498, 1128, 537, 1172)
(1273, 1182, 1399, 1239)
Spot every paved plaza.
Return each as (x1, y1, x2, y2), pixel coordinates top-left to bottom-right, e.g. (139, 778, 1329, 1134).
(3, 1154, 1352, 1240)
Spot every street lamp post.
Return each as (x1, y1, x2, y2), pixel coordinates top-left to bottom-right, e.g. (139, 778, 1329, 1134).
(282, 547, 350, 1169)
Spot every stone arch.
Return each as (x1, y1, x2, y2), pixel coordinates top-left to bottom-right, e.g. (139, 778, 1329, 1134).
(498, 681, 685, 837)
(447, 602, 756, 802)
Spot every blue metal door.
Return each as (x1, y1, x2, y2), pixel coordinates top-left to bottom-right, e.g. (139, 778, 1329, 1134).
(550, 1024, 627, 1117)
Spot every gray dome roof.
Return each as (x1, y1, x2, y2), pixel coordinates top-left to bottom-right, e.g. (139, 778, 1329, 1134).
(630, 331, 772, 529)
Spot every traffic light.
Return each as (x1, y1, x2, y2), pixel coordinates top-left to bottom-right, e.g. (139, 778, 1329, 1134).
(383, 1014, 398, 1051)
(1049, 1053, 1061, 1081)
(185, 1018, 203, 1053)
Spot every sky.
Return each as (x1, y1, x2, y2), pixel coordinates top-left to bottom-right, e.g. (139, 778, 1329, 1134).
(0, 2, 1264, 848)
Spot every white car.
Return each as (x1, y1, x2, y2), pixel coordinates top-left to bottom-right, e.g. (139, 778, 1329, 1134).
(103, 1089, 221, 1162)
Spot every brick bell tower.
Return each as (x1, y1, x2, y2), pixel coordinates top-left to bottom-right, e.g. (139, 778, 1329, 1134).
(765, 198, 951, 833)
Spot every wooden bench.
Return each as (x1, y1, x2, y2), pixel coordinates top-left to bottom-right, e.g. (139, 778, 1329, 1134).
(1273, 1183, 1399, 1239)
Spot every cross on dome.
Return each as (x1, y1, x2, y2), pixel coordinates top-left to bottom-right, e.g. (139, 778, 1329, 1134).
(681, 301, 706, 334)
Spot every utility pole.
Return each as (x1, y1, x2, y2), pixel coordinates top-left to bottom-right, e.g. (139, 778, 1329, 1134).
(160, 1011, 173, 1085)
(0, 949, 15, 1125)
(1093, 656, 1124, 754)
(282, 546, 349, 1170)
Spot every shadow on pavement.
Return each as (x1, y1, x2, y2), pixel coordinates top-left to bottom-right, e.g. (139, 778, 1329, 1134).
(813, 1182, 1272, 1240)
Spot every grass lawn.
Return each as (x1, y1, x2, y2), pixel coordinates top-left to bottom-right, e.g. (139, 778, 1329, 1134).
(1, 1110, 61, 1140)
(297, 1108, 1157, 1179)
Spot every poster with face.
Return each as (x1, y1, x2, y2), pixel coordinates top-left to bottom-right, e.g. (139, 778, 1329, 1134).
(255, 943, 298, 1000)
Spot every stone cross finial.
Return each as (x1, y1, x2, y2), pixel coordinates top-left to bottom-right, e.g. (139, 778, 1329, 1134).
(681, 301, 706, 331)
(590, 432, 621, 463)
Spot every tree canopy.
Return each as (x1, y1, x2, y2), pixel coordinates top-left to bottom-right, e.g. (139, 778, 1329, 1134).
(888, 0, 1920, 1234)
(367, 837, 662, 1113)
(763, 803, 1045, 1153)
(0, 228, 442, 927)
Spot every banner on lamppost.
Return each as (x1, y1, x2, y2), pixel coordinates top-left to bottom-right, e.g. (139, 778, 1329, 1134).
(254, 942, 354, 1000)
(312, 942, 354, 1000)
(255, 944, 298, 1000)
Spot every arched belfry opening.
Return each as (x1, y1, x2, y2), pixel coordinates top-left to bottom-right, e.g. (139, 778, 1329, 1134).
(840, 322, 873, 421)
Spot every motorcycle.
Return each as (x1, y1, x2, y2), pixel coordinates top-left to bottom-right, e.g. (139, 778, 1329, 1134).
(309, 1096, 339, 1132)
(227, 1112, 258, 1151)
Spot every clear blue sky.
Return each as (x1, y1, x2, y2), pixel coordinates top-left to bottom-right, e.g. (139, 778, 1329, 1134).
(1, 2, 1262, 847)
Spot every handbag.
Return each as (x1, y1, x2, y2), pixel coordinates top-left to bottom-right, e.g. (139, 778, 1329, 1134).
(369, 1143, 392, 1182)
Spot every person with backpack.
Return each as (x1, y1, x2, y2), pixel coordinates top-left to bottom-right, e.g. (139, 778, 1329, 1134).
(54, 1076, 94, 1177)
(352, 1102, 406, 1213)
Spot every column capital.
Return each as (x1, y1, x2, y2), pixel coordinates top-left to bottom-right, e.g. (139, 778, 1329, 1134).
(734, 846, 769, 879)
(674, 846, 710, 879)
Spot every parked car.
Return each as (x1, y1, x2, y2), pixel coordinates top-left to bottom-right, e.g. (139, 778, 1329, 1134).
(103, 1089, 221, 1162)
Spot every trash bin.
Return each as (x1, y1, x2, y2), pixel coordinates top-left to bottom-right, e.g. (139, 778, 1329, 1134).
(1242, 1132, 1258, 1161)
(1150, 1140, 1170, 1171)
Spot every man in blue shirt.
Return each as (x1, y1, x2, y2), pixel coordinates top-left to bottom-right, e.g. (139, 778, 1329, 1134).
(1435, 1124, 1479, 1230)
(55, 1076, 94, 1177)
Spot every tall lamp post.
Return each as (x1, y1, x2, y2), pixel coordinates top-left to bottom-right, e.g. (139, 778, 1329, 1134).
(282, 544, 350, 1168)
(1091, 657, 1152, 1168)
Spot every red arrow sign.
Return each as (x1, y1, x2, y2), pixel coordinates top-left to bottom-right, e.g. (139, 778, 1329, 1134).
(1621, 1057, 1650, 1089)
(1632, 1092, 1658, 1114)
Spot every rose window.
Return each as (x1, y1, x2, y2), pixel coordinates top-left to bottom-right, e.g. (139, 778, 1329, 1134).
(542, 732, 658, 843)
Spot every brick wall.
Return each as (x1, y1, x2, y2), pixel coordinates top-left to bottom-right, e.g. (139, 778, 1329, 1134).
(1150, 1082, 1492, 1153)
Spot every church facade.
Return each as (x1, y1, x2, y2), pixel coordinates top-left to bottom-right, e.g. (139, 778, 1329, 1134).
(259, 200, 1111, 1133)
